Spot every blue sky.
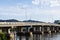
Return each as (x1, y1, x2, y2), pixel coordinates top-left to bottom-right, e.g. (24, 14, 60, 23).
(0, 0, 60, 22)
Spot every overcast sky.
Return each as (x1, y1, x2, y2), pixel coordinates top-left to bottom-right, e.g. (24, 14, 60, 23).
(0, 0, 60, 22)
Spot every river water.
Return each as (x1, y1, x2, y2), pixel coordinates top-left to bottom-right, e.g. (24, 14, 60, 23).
(15, 33, 60, 40)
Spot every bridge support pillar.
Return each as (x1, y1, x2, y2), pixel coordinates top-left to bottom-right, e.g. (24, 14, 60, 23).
(0, 28, 2, 32)
(56, 27, 59, 32)
(8, 29, 11, 34)
(58, 27, 60, 32)
(41, 26, 45, 34)
(50, 26, 54, 33)
(47, 26, 51, 34)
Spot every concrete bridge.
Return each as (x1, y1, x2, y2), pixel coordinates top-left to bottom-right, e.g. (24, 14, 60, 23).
(0, 22, 60, 40)
(0, 22, 60, 33)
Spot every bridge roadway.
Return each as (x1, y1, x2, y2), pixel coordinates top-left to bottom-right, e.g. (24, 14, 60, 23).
(0, 22, 60, 27)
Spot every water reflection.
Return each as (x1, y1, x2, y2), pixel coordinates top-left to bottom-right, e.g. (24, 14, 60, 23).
(16, 33, 60, 40)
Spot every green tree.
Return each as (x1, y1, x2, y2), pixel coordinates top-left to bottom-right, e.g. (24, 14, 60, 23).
(0, 32, 7, 40)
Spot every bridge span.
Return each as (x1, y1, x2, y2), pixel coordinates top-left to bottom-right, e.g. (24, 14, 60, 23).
(0, 22, 60, 33)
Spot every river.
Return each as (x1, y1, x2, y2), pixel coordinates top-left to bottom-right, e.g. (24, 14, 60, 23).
(14, 33, 60, 40)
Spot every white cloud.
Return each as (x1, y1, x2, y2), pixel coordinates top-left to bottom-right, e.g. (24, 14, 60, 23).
(32, 0, 40, 5)
(50, 0, 60, 7)
(32, 0, 60, 7)
(0, 4, 60, 16)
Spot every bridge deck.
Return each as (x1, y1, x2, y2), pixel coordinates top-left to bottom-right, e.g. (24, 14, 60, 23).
(0, 22, 60, 27)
